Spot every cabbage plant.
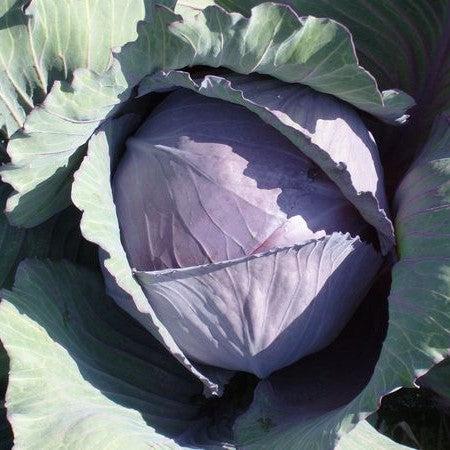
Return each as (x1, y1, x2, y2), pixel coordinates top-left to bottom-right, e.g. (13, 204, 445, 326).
(0, 1, 449, 449)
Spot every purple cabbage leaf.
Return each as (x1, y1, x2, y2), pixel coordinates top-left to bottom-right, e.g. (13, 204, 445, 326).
(110, 88, 384, 377)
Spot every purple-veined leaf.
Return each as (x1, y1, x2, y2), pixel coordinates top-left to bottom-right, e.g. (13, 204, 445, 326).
(135, 232, 381, 377)
(114, 88, 371, 271)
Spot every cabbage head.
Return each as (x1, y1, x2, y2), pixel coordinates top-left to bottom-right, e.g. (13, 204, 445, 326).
(0, 1, 449, 449)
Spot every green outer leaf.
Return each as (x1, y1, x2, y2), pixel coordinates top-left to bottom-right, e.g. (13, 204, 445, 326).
(1, 66, 128, 226)
(0, 0, 146, 137)
(131, 3, 413, 124)
(213, 1, 449, 101)
(0, 175, 98, 448)
(232, 112, 450, 449)
(71, 114, 224, 395)
(395, 113, 450, 259)
(336, 420, 413, 450)
(0, 2, 413, 227)
(0, 259, 204, 449)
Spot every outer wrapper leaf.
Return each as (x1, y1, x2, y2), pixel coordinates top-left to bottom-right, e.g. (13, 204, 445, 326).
(165, 3, 414, 123)
(215, 0, 450, 159)
(135, 233, 381, 377)
(1, 67, 128, 226)
(0, 0, 146, 137)
(0, 260, 204, 450)
(0, 183, 99, 446)
(213, 1, 449, 106)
